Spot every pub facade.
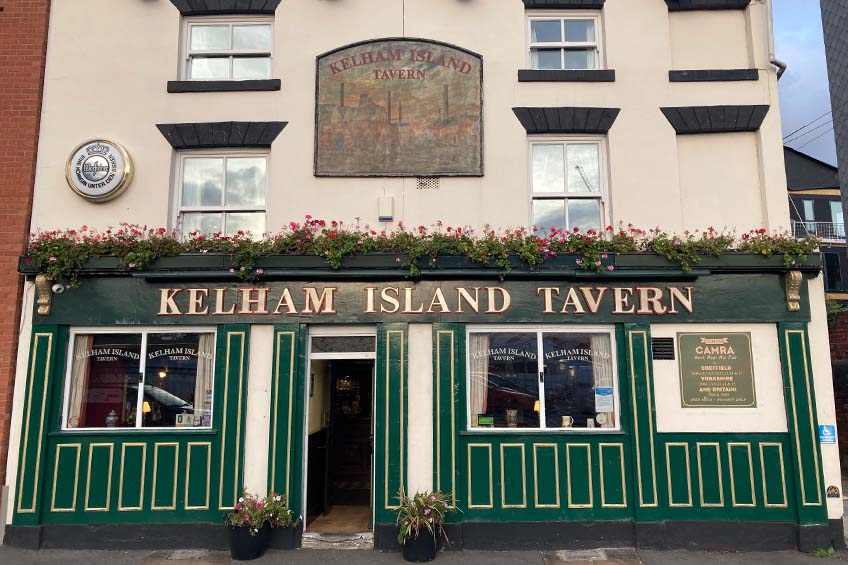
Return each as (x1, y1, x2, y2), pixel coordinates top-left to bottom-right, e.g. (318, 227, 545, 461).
(2, 0, 843, 553)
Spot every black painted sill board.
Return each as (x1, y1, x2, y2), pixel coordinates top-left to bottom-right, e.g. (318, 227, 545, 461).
(167, 79, 281, 93)
(518, 69, 615, 82)
(669, 69, 759, 82)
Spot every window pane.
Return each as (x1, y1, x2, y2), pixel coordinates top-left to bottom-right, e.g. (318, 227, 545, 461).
(566, 144, 600, 193)
(469, 333, 540, 429)
(190, 25, 229, 51)
(532, 144, 565, 193)
(232, 25, 272, 50)
(181, 212, 223, 238)
(567, 199, 601, 232)
(142, 333, 215, 428)
(803, 200, 815, 221)
(542, 333, 615, 429)
(530, 20, 562, 43)
(190, 57, 231, 80)
(533, 199, 566, 230)
(531, 48, 562, 70)
(564, 20, 596, 43)
(232, 57, 271, 79)
(225, 212, 266, 237)
(563, 49, 596, 70)
(65, 334, 141, 429)
(825, 253, 843, 291)
(182, 158, 224, 207)
(226, 157, 267, 206)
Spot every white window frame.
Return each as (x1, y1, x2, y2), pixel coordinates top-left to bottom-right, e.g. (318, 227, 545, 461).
(173, 149, 270, 238)
(182, 16, 274, 81)
(528, 136, 610, 231)
(60, 327, 217, 432)
(465, 325, 621, 433)
(526, 11, 604, 70)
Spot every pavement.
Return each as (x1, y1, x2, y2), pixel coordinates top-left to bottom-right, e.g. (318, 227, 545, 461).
(1, 546, 847, 565)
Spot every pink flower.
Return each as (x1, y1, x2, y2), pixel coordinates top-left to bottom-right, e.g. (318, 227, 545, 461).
(424, 508, 431, 515)
(244, 514, 250, 521)
(607, 265, 615, 271)
(229, 268, 235, 273)
(48, 256, 57, 262)
(255, 268, 265, 275)
(575, 259, 583, 265)
(24, 257, 32, 264)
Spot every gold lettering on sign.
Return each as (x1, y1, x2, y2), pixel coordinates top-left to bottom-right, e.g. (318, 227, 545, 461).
(561, 287, 586, 314)
(637, 287, 666, 315)
(380, 287, 400, 313)
(403, 287, 424, 313)
(486, 287, 511, 314)
(213, 288, 236, 315)
(239, 288, 270, 315)
(427, 288, 451, 313)
(273, 288, 298, 315)
(537, 287, 560, 314)
(668, 287, 694, 314)
(303, 287, 337, 314)
(364, 287, 378, 314)
(613, 288, 635, 314)
(187, 289, 209, 315)
(456, 287, 481, 313)
(159, 289, 183, 316)
(581, 287, 607, 314)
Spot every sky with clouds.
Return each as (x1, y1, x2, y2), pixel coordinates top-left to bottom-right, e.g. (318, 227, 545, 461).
(774, 0, 837, 165)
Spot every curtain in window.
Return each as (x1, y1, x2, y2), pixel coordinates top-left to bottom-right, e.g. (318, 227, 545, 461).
(193, 333, 215, 426)
(590, 334, 614, 428)
(66, 335, 93, 429)
(468, 334, 490, 426)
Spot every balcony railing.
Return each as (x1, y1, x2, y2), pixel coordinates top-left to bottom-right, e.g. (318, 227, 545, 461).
(791, 220, 846, 243)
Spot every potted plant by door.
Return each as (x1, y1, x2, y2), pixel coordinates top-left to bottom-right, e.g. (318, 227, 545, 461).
(266, 492, 302, 550)
(225, 491, 270, 561)
(396, 489, 457, 562)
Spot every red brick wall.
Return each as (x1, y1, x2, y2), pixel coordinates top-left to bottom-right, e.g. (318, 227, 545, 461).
(0, 0, 50, 486)
(830, 311, 848, 472)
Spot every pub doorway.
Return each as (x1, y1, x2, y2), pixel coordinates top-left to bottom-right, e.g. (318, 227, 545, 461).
(303, 329, 376, 538)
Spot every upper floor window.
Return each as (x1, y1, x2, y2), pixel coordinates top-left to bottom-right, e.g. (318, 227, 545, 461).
(530, 138, 606, 233)
(528, 14, 602, 70)
(176, 152, 268, 238)
(184, 18, 273, 80)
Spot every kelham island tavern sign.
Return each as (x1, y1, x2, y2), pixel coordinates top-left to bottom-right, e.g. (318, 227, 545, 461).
(315, 39, 483, 176)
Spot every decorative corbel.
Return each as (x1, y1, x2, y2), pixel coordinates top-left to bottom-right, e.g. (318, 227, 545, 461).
(785, 271, 802, 312)
(35, 274, 52, 316)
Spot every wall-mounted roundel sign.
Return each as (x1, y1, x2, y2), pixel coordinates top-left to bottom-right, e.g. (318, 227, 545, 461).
(65, 139, 133, 202)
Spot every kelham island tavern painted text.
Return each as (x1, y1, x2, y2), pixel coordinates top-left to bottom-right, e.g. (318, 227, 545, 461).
(2, 0, 843, 554)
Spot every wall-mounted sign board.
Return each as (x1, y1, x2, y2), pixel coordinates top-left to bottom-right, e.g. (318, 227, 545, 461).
(678, 333, 756, 408)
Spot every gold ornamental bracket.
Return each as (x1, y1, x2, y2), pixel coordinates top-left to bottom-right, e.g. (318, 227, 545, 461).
(785, 271, 802, 312)
(35, 274, 52, 316)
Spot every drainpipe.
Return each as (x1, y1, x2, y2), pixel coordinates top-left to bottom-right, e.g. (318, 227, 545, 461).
(765, 0, 787, 79)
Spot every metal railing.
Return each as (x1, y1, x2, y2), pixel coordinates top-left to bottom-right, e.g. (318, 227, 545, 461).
(791, 220, 846, 242)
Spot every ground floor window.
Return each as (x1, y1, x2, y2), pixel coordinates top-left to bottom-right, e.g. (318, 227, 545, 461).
(467, 327, 617, 430)
(62, 329, 216, 430)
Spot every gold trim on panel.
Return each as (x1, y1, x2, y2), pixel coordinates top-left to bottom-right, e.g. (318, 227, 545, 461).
(219, 332, 246, 510)
(628, 331, 658, 508)
(499, 443, 527, 509)
(696, 442, 724, 508)
(384, 330, 405, 510)
(185, 442, 212, 511)
(532, 443, 561, 509)
(566, 443, 593, 509)
(118, 443, 147, 511)
(599, 443, 627, 508)
(727, 442, 757, 508)
(759, 442, 789, 508)
(84, 443, 114, 512)
(50, 443, 81, 513)
(435, 330, 457, 506)
(467, 443, 494, 509)
(151, 442, 179, 511)
(17, 333, 53, 514)
(270, 331, 296, 497)
(664, 443, 693, 508)
(783, 330, 823, 507)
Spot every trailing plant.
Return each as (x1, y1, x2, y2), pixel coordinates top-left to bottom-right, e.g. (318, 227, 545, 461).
(225, 491, 269, 535)
(23, 218, 822, 285)
(396, 489, 458, 545)
(264, 492, 298, 528)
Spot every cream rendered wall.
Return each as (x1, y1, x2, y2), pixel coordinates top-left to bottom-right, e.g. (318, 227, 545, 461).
(307, 361, 329, 435)
(651, 323, 787, 433)
(243, 325, 273, 496)
(406, 324, 433, 494)
(669, 11, 751, 70)
(29, 0, 790, 235)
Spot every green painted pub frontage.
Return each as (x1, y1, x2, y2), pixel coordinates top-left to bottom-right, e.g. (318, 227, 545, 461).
(4, 255, 843, 551)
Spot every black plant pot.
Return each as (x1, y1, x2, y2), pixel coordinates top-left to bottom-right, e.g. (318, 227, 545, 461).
(402, 531, 438, 563)
(229, 524, 269, 561)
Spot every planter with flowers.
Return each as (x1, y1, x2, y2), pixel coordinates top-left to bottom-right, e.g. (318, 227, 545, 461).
(396, 490, 457, 563)
(225, 491, 270, 561)
(265, 492, 301, 550)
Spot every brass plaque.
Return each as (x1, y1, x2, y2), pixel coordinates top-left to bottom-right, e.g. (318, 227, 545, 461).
(677, 333, 756, 408)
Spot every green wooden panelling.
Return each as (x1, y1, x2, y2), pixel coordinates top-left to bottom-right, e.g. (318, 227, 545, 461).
(778, 323, 828, 525)
(14, 326, 64, 525)
(599, 443, 626, 508)
(468, 444, 494, 509)
(185, 442, 212, 510)
(728, 443, 756, 508)
(374, 323, 407, 524)
(84, 444, 114, 512)
(50, 444, 80, 513)
(666, 444, 692, 508)
(500, 444, 527, 508)
(623, 323, 661, 521)
(152, 443, 179, 511)
(433, 324, 465, 518)
(566, 444, 592, 508)
(267, 324, 306, 517)
(695, 443, 724, 508)
(118, 443, 147, 512)
(215, 326, 250, 512)
(760, 443, 789, 509)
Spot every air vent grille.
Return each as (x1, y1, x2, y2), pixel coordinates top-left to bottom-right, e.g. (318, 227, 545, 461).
(417, 176, 440, 190)
(651, 338, 675, 360)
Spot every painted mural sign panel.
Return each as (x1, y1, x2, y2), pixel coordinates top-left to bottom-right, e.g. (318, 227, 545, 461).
(678, 333, 756, 408)
(315, 39, 483, 177)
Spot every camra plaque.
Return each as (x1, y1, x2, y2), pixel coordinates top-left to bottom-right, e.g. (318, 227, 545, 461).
(65, 139, 133, 202)
(678, 333, 756, 408)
